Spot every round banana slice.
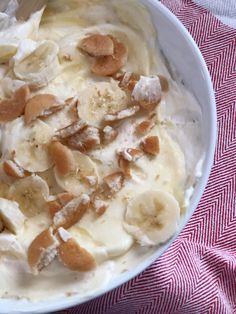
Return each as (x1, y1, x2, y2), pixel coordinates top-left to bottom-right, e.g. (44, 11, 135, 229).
(8, 175, 50, 218)
(78, 209, 134, 258)
(124, 190, 180, 246)
(13, 40, 60, 89)
(1, 117, 54, 172)
(77, 80, 128, 127)
(54, 151, 98, 196)
(42, 99, 78, 133)
(69, 226, 109, 264)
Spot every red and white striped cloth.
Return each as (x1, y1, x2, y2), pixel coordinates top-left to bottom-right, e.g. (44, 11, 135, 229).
(58, 1, 236, 313)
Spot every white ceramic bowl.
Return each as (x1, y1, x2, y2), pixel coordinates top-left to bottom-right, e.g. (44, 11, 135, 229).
(0, 1, 216, 313)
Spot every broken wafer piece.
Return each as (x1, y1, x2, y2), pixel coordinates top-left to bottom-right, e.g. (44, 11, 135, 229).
(92, 199, 108, 216)
(0, 219, 4, 233)
(50, 141, 76, 176)
(27, 228, 59, 274)
(137, 120, 153, 135)
(55, 120, 87, 140)
(92, 36, 127, 76)
(14, 84, 31, 103)
(47, 192, 75, 218)
(132, 76, 162, 111)
(140, 136, 160, 156)
(79, 34, 114, 57)
(0, 198, 25, 235)
(65, 96, 80, 106)
(118, 148, 143, 162)
(84, 175, 98, 187)
(3, 160, 26, 179)
(117, 149, 143, 178)
(102, 125, 118, 144)
(47, 199, 62, 218)
(57, 227, 96, 272)
(104, 105, 140, 123)
(0, 85, 30, 122)
(53, 194, 90, 230)
(158, 75, 169, 93)
(117, 72, 140, 92)
(24, 94, 64, 124)
(65, 126, 101, 152)
(136, 117, 156, 135)
(103, 172, 124, 194)
(118, 155, 130, 178)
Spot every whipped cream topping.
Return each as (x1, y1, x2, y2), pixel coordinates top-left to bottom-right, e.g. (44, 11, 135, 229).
(0, 0, 203, 301)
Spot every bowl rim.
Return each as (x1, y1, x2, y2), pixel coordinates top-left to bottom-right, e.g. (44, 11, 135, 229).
(0, 1, 217, 313)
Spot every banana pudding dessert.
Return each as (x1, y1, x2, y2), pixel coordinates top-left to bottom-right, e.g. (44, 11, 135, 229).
(0, 0, 203, 300)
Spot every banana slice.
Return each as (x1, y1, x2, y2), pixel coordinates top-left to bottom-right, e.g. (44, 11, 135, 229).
(1, 117, 54, 172)
(9, 175, 50, 218)
(54, 151, 98, 196)
(78, 208, 134, 258)
(0, 231, 24, 258)
(124, 190, 180, 246)
(77, 80, 128, 127)
(42, 99, 78, 133)
(11, 39, 38, 65)
(13, 40, 60, 89)
(0, 198, 25, 234)
(69, 226, 109, 264)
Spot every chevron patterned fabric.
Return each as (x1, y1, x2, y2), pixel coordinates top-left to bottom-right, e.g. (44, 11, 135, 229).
(57, 1, 236, 313)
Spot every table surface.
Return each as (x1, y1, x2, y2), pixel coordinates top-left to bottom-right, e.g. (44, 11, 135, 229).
(194, 0, 236, 28)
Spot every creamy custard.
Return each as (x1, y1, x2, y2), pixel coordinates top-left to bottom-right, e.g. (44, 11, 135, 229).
(0, 0, 203, 301)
